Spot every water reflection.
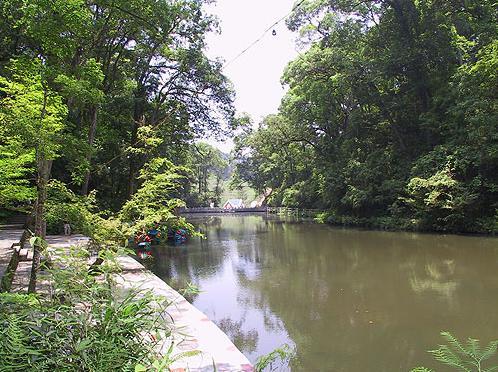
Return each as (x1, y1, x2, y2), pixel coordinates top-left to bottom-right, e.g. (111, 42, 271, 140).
(218, 318, 259, 354)
(409, 260, 458, 299)
(148, 214, 498, 371)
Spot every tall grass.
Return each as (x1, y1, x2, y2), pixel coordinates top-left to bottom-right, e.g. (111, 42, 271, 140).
(0, 245, 176, 371)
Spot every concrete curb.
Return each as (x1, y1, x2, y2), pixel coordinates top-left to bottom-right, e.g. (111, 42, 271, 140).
(116, 255, 254, 372)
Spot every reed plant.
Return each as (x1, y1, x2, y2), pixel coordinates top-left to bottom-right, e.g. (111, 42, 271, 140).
(0, 244, 175, 371)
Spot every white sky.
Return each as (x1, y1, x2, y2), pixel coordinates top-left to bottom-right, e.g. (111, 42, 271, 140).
(203, 0, 299, 152)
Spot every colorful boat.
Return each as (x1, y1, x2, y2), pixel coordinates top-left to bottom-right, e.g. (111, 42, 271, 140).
(173, 228, 187, 243)
(147, 228, 161, 245)
(137, 241, 151, 250)
(165, 228, 187, 243)
(137, 250, 152, 259)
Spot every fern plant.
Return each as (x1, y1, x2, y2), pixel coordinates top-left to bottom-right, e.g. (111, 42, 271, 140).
(0, 313, 32, 370)
(412, 331, 498, 372)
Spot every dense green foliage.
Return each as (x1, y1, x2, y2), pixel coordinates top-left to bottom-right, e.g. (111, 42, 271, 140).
(233, 0, 498, 233)
(0, 0, 238, 293)
(0, 0, 235, 211)
(0, 143, 34, 208)
(0, 246, 174, 371)
(182, 142, 229, 207)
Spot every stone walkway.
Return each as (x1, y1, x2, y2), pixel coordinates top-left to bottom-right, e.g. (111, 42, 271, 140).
(117, 256, 254, 372)
(0, 225, 24, 279)
(0, 230, 253, 371)
(0, 229, 90, 292)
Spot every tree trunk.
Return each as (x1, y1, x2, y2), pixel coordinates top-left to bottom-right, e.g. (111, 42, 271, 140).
(81, 106, 98, 195)
(127, 123, 138, 197)
(28, 156, 52, 293)
(127, 88, 145, 197)
(198, 166, 202, 195)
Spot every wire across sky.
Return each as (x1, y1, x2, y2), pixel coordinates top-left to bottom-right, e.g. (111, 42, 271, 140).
(223, 0, 306, 69)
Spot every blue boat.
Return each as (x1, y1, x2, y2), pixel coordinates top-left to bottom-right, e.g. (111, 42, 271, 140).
(165, 228, 187, 244)
(147, 228, 161, 245)
(128, 236, 150, 248)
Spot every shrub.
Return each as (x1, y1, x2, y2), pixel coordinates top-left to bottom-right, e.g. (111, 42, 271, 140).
(118, 158, 195, 238)
(255, 344, 296, 372)
(0, 245, 175, 371)
(45, 180, 99, 235)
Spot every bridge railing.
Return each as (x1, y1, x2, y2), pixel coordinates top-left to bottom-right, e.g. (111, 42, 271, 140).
(178, 206, 323, 217)
(178, 207, 268, 214)
(267, 207, 323, 217)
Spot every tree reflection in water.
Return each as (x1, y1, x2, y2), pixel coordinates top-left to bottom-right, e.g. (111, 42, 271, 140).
(148, 214, 498, 370)
(217, 317, 259, 354)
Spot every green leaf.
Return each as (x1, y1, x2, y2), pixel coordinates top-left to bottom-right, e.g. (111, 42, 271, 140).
(75, 338, 92, 352)
(134, 364, 147, 372)
(29, 236, 37, 247)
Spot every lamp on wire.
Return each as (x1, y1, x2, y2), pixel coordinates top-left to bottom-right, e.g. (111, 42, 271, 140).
(224, 0, 307, 68)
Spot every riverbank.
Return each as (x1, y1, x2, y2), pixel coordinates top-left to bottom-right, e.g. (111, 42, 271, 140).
(313, 212, 498, 235)
(151, 213, 498, 370)
(117, 255, 254, 371)
(0, 230, 253, 371)
(266, 206, 497, 234)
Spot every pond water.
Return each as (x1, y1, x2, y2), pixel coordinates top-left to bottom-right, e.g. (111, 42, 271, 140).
(148, 214, 498, 371)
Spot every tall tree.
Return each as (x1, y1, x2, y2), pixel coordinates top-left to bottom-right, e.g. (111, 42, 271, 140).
(233, 0, 497, 232)
(0, 0, 235, 211)
(0, 60, 68, 291)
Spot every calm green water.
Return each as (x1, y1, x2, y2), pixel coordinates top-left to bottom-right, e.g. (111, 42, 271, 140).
(149, 214, 498, 371)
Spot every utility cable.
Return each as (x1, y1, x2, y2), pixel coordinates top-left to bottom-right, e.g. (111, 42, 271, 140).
(223, 0, 306, 69)
(91, 2, 307, 174)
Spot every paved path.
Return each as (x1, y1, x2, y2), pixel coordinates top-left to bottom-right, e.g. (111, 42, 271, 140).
(9, 234, 90, 292)
(0, 226, 23, 278)
(45, 234, 89, 247)
(0, 228, 90, 292)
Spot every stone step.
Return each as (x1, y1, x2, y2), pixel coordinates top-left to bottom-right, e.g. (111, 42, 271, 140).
(18, 248, 34, 261)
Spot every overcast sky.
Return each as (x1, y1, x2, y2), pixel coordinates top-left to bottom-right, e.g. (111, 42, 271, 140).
(203, 0, 299, 152)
